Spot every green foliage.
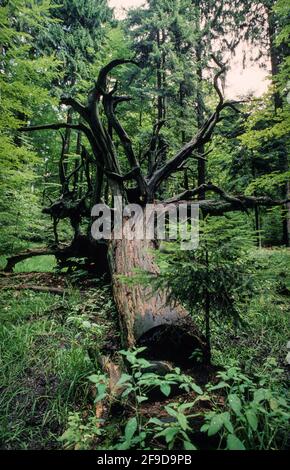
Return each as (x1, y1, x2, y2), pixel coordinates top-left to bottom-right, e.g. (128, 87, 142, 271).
(58, 412, 104, 450)
(273, 0, 290, 88)
(117, 348, 203, 403)
(0, 288, 93, 449)
(16, 254, 57, 273)
(213, 248, 290, 371)
(0, 282, 117, 449)
(148, 405, 198, 451)
(79, 347, 205, 450)
(60, 348, 289, 451)
(202, 360, 289, 450)
(153, 215, 256, 358)
(37, 0, 113, 95)
(0, 0, 59, 253)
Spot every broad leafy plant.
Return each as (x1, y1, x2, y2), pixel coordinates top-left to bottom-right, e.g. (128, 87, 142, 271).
(202, 360, 290, 450)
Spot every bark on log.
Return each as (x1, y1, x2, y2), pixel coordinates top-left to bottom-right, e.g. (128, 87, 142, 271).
(109, 216, 206, 366)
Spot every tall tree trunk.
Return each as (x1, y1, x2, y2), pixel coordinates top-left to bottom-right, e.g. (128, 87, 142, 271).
(60, 108, 73, 194)
(267, 8, 289, 246)
(179, 81, 189, 190)
(73, 128, 82, 193)
(156, 29, 166, 123)
(252, 157, 262, 248)
(204, 249, 211, 365)
(195, 27, 206, 199)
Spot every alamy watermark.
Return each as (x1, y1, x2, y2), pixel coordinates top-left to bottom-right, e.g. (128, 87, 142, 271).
(91, 196, 199, 250)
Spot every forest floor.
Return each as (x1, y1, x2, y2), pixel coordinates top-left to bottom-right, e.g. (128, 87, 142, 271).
(0, 248, 289, 450)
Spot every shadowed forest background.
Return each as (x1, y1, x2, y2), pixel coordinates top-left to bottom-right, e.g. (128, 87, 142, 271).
(0, 0, 289, 451)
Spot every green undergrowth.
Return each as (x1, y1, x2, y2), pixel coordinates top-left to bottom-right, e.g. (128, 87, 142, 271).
(212, 248, 290, 371)
(0, 253, 56, 272)
(0, 248, 289, 450)
(60, 348, 289, 451)
(0, 283, 118, 449)
(59, 248, 290, 451)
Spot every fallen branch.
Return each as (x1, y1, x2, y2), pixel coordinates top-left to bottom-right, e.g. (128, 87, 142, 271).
(1, 284, 64, 295)
(4, 247, 57, 272)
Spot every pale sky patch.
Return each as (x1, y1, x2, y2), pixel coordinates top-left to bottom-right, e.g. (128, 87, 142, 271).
(109, 0, 270, 99)
(109, 0, 145, 18)
(225, 43, 270, 99)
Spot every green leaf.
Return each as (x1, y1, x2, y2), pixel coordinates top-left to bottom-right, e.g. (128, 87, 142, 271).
(227, 434, 246, 450)
(209, 381, 230, 391)
(117, 374, 132, 385)
(88, 374, 101, 384)
(137, 395, 148, 403)
(200, 423, 209, 433)
(179, 403, 194, 412)
(269, 398, 278, 411)
(125, 417, 138, 442)
(164, 428, 178, 444)
(221, 412, 234, 433)
(191, 383, 203, 395)
(160, 383, 171, 397)
(149, 417, 163, 426)
(184, 440, 197, 450)
(165, 405, 178, 418)
(245, 410, 258, 431)
(117, 440, 131, 450)
(228, 394, 242, 416)
(253, 388, 267, 404)
(95, 383, 107, 402)
(177, 413, 188, 431)
(121, 387, 133, 398)
(208, 414, 224, 436)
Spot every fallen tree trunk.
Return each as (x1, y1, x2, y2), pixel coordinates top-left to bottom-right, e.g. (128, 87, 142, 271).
(109, 217, 206, 367)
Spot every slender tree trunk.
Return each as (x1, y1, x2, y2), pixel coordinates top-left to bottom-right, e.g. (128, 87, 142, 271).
(195, 29, 206, 199)
(204, 249, 211, 364)
(161, 28, 166, 120)
(267, 8, 289, 246)
(156, 29, 166, 123)
(93, 167, 104, 205)
(252, 157, 262, 248)
(78, 169, 84, 198)
(73, 128, 82, 193)
(60, 108, 73, 194)
(267, 9, 282, 110)
(254, 205, 262, 249)
(179, 82, 189, 190)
